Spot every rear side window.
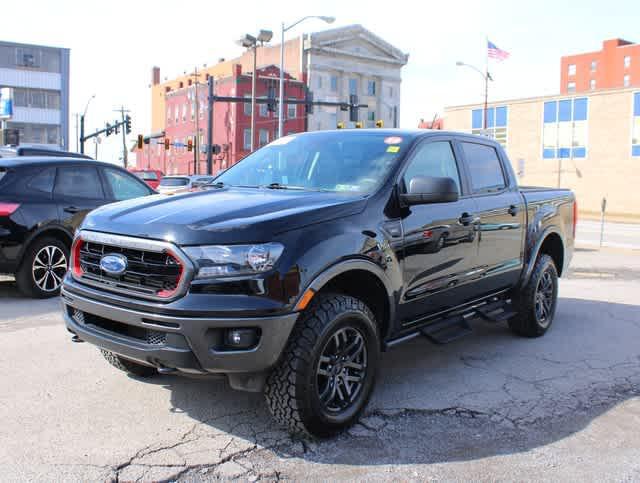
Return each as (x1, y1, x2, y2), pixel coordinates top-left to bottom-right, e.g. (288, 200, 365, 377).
(103, 168, 150, 201)
(54, 166, 105, 199)
(28, 167, 56, 194)
(460, 142, 506, 193)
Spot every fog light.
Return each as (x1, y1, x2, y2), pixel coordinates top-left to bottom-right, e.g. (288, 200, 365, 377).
(225, 328, 259, 349)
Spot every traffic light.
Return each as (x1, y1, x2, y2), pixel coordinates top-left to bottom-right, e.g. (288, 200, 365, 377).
(349, 94, 359, 122)
(375, 120, 384, 128)
(114, 122, 119, 135)
(336, 122, 345, 129)
(267, 85, 276, 112)
(305, 91, 314, 114)
(125, 115, 132, 134)
(106, 122, 112, 136)
(355, 121, 363, 129)
(212, 144, 221, 155)
(164, 138, 170, 150)
(137, 134, 143, 149)
(187, 138, 193, 152)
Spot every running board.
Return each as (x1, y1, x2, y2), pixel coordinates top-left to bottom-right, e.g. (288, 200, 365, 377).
(420, 315, 473, 344)
(475, 300, 517, 322)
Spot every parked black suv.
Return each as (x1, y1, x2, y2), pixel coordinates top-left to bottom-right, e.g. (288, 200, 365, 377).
(62, 130, 575, 436)
(0, 157, 154, 297)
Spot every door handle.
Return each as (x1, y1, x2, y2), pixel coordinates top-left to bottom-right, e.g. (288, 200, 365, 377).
(459, 213, 478, 226)
(64, 206, 80, 214)
(508, 205, 520, 216)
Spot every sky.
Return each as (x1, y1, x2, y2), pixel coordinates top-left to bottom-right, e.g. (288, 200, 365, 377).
(2, 0, 640, 163)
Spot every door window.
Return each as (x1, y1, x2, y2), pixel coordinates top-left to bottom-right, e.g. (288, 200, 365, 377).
(103, 168, 151, 201)
(402, 141, 461, 194)
(54, 167, 104, 199)
(460, 142, 506, 193)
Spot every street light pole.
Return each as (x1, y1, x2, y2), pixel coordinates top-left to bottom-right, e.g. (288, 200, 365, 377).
(277, 16, 335, 139)
(456, 62, 491, 131)
(251, 47, 257, 152)
(79, 94, 96, 154)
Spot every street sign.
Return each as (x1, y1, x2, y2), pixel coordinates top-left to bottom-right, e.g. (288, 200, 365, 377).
(0, 87, 13, 120)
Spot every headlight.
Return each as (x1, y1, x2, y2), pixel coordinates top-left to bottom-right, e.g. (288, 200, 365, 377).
(183, 243, 284, 279)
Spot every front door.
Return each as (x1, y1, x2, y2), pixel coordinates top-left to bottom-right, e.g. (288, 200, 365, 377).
(398, 138, 480, 326)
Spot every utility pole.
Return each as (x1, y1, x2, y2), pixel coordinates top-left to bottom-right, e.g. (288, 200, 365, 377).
(80, 115, 85, 154)
(250, 47, 257, 152)
(75, 113, 79, 152)
(206, 76, 215, 175)
(114, 106, 130, 168)
(187, 67, 202, 175)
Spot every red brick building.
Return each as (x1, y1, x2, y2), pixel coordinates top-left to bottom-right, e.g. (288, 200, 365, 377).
(561, 38, 640, 94)
(137, 64, 306, 175)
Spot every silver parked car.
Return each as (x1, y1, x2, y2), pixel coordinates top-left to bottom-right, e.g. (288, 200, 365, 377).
(156, 175, 214, 195)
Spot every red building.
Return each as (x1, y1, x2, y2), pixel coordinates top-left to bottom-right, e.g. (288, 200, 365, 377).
(561, 38, 640, 94)
(137, 64, 306, 175)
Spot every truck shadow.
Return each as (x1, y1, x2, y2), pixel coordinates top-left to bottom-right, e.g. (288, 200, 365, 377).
(153, 296, 640, 466)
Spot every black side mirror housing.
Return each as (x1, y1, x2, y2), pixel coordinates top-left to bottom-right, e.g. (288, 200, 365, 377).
(400, 176, 459, 206)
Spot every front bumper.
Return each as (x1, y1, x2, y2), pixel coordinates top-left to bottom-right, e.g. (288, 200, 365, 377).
(61, 286, 299, 376)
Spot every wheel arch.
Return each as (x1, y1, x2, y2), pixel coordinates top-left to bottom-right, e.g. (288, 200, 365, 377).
(300, 259, 395, 343)
(521, 227, 565, 287)
(17, 225, 74, 266)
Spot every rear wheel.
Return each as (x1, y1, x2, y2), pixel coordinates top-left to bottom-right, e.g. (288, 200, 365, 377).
(509, 254, 558, 337)
(100, 350, 157, 378)
(265, 294, 380, 437)
(15, 236, 69, 298)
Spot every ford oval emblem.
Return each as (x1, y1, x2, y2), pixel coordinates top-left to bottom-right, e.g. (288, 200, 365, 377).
(100, 253, 128, 275)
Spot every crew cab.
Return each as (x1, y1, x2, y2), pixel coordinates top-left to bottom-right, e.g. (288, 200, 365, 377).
(61, 130, 575, 437)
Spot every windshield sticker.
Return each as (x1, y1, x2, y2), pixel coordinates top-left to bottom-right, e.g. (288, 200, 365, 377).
(335, 184, 361, 192)
(269, 135, 296, 146)
(384, 136, 403, 145)
(386, 146, 400, 153)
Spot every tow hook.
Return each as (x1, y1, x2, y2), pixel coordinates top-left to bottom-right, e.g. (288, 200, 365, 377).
(71, 334, 84, 343)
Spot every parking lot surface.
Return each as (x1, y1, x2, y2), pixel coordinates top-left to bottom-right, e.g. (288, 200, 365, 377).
(1, 248, 639, 481)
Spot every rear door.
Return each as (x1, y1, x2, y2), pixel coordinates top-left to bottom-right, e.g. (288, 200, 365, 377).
(54, 165, 107, 233)
(398, 136, 480, 325)
(457, 139, 525, 293)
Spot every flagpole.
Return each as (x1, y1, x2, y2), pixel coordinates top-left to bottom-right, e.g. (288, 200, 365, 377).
(484, 36, 489, 131)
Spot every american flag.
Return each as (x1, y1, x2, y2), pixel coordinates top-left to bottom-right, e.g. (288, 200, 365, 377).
(488, 40, 510, 61)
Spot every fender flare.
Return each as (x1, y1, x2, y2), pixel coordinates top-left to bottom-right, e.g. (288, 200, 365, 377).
(297, 258, 396, 338)
(17, 224, 75, 266)
(520, 226, 565, 288)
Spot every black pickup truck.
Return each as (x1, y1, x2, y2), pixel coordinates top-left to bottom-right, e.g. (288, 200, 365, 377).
(61, 130, 576, 437)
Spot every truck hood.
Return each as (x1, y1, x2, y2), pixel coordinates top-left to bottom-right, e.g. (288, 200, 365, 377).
(82, 187, 367, 245)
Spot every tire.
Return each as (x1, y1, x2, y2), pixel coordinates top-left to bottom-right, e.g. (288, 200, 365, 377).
(509, 254, 559, 338)
(100, 349, 157, 378)
(265, 293, 380, 437)
(15, 236, 69, 298)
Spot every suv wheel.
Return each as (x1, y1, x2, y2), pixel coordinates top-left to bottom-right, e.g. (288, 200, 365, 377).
(100, 350, 157, 378)
(265, 293, 380, 437)
(509, 254, 559, 337)
(15, 236, 69, 298)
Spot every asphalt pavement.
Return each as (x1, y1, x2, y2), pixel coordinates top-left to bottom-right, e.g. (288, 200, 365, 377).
(0, 248, 639, 480)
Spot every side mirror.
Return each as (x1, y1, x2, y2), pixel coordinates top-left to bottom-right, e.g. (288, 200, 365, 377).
(400, 176, 459, 205)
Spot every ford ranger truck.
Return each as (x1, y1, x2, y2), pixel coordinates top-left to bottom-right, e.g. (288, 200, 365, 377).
(61, 130, 576, 437)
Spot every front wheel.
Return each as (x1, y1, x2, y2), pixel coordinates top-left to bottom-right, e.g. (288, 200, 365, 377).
(265, 294, 380, 437)
(509, 254, 559, 337)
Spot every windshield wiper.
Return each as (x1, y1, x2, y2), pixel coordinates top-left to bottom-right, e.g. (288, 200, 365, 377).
(264, 182, 307, 190)
(206, 181, 226, 189)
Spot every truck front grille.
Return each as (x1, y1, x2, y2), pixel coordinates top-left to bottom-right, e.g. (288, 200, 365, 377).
(78, 241, 183, 299)
(70, 307, 167, 345)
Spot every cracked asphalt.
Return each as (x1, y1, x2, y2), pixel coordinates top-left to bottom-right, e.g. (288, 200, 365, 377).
(1, 247, 639, 481)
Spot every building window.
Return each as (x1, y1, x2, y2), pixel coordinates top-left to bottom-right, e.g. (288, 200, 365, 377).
(471, 106, 508, 147)
(287, 100, 296, 120)
(243, 94, 251, 116)
(388, 86, 393, 98)
(329, 112, 337, 128)
(624, 75, 631, 88)
(367, 111, 375, 121)
(590, 79, 596, 90)
(243, 129, 251, 150)
(632, 92, 640, 157)
(567, 82, 576, 93)
(259, 129, 269, 146)
(167, 107, 171, 125)
(181, 104, 187, 122)
(568, 64, 576, 76)
(174, 106, 179, 124)
(259, 98, 268, 117)
(542, 97, 588, 159)
(330, 75, 338, 92)
(316, 75, 323, 89)
(624, 56, 631, 69)
(367, 80, 376, 96)
(591, 60, 597, 72)
(191, 102, 195, 120)
(349, 78, 358, 95)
